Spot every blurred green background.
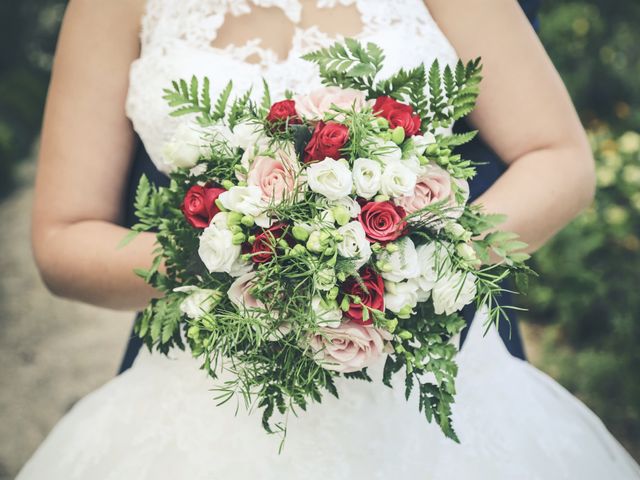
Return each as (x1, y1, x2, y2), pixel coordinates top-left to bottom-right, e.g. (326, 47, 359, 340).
(0, 0, 638, 458)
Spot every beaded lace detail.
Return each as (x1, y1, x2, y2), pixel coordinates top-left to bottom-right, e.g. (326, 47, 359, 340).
(125, 0, 459, 172)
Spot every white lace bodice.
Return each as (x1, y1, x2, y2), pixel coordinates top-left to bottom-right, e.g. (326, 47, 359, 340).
(125, 0, 459, 173)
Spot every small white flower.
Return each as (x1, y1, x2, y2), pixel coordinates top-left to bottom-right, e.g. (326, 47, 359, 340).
(336, 221, 372, 269)
(432, 269, 477, 315)
(174, 286, 220, 319)
(414, 241, 450, 298)
(198, 214, 241, 274)
(380, 161, 417, 198)
(378, 237, 420, 282)
(306, 158, 353, 200)
(352, 157, 383, 199)
(384, 279, 421, 314)
(370, 137, 402, 164)
(315, 268, 337, 291)
(407, 133, 436, 156)
(311, 296, 343, 328)
(162, 123, 204, 170)
(188, 163, 208, 177)
(230, 121, 265, 151)
(218, 185, 266, 217)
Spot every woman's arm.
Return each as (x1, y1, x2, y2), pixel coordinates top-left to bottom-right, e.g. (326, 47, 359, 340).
(426, 0, 596, 253)
(31, 0, 159, 311)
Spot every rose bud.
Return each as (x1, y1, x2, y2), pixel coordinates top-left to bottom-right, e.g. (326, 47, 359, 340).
(372, 96, 422, 137)
(181, 185, 226, 229)
(304, 121, 350, 162)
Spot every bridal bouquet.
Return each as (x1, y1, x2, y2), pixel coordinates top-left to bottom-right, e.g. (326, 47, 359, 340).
(126, 39, 530, 442)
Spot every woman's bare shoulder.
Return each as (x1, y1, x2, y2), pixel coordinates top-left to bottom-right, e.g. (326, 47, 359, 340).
(64, 0, 147, 35)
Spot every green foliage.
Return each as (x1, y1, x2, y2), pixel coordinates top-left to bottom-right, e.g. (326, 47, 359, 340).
(524, 129, 640, 448)
(540, 1, 640, 131)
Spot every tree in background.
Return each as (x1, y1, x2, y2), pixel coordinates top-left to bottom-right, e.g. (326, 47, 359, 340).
(0, 0, 64, 197)
(526, 0, 640, 454)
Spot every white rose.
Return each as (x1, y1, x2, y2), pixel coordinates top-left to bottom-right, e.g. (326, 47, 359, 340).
(198, 215, 241, 274)
(384, 279, 421, 314)
(370, 137, 402, 164)
(231, 121, 265, 150)
(432, 269, 477, 315)
(378, 237, 420, 282)
(174, 286, 220, 319)
(311, 296, 343, 328)
(336, 221, 372, 269)
(328, 196, 361, 218)
(380, 161, 417, 198)
(218, 185, 266, 217)
(352, 157, 382, 199)
(306, 158, 353, 200)
(407, 133, 436, 156)
(414, 241, 450, 299)
(162, 123, 204, 170)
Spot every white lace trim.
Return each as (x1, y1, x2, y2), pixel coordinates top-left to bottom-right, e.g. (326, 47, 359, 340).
(126, 0, 459, 173)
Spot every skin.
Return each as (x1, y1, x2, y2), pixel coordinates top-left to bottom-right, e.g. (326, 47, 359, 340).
(32, 0, 595, 311)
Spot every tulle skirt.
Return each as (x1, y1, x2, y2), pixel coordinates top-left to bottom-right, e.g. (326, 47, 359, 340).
(17, 309, 640, 480)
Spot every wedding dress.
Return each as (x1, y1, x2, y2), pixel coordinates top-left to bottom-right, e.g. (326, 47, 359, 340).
(18, 1, 640, 478)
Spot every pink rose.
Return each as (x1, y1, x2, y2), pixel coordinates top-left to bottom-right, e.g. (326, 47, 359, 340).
(394, 163, 469, 222)
(294, 86, 369, 121)
(247, 144, 302, 203)
(307, 322, 393, 373)
(227, 272, 264, 311)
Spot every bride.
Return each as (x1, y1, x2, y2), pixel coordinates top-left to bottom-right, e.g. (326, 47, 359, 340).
(20, 0, 640, 478)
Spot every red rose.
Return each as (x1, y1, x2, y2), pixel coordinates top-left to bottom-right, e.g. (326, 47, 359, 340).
(304, 121, 349, 162)
(251, 223, 290, 264)
(372, 96, 422, 137)
(341, 267, 385, 325)
(266, 99, 301, 127)
(358, 201, 407, 243)
(181, 185, 226, 229)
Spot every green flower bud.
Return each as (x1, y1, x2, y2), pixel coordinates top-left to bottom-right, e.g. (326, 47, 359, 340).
(386, 318, 398, 333)
(187, 325, 200, 339)
(241, 215, 255, 227)
(374, 194, 390, 202)
(386, 242, 399, 253)
(237, 181, 248, 187)
(340, 296, 351, 312)
(221, 180, 235, 190)
(425, 144, 439, 155)
(214, 199, 228, 212)
(445, 222, 467, 239)
(371, 242, 383, 253)
(247, 235, 256, 244)
(319, 231, 332, 243)
(397, 305, 413, 319)
(229, 225, 243, 235)
(376, 261, 393, 273)
(327, 286, 340, 300)
(379, 130, 392, 141)
(227, 211, 244, 226)
(291, 225, 310, 242)
(456, 242, 478, 262)
(291, 244, 307, 257)
(398, 330, 413, 340)
(391, 126, 406, 145)
(323, 245, 336, 257)
(376, 117, 390, 130)
(336, 271, 347, 282)
(418, 155, 429, 166)
(332, 205, 351, 226)
(232, 232, 246, 245)
(306, 231, 324, 253)
(395, 344, 406, 354)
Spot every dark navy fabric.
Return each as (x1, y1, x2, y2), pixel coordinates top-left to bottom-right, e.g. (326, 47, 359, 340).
(118, 0, 540, 372)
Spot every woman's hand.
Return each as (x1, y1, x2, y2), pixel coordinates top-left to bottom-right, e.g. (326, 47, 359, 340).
(426, 0, 596, 253)
(31, 0, 159, 310)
